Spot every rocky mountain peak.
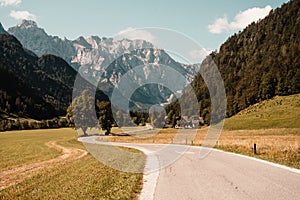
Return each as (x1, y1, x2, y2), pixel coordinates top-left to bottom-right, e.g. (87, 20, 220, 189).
(8, 20, 47, 38)
(17, 20, 38, 29)
(86, 35, 101, 48)
(74, 36, 91, 48)
(8, 21, 75, 61)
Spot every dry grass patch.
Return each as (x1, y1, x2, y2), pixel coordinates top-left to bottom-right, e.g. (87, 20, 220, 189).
(216, 129, 300, 169)
(99, 94, 300, 169)
(106, 127, 299, 169)
(99, 128, 179, 144)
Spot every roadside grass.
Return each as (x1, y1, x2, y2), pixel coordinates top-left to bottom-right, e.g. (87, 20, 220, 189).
(104, 95, 300, 169)
(216, 129, 300, 169)
(98, 128, 178, 144)
(84, 143, 146, 173)
(219, 94, 300, 168)
(106, 128, 299, 169)
(0, 154, 144, 200)
(0, 128, 145, 199)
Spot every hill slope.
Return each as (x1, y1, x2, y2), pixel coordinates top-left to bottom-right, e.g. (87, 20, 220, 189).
(0, 62, 57, 119)
(224, 94, 300, 130)
(215, 0, 300, 116)
(175, 0, 300, 124)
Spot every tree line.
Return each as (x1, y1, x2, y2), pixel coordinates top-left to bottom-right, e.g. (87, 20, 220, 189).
(0, 117, 68, 132)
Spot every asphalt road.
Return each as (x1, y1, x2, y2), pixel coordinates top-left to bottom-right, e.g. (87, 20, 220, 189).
(79, 136, 300, 200)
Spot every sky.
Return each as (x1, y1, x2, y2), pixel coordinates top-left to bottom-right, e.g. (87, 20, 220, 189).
(0, 0, 289, 52)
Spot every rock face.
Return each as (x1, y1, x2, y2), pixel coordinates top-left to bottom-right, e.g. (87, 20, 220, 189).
(8, 20, 76, 63)
(8, 20, 198, 107)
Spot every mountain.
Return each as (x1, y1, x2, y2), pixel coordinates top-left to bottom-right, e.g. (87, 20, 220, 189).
(0, 22, 8, 34)
(0, 34, 107, 119)
(7, 20, 76, 64)
(170, 0, 300, 124)
(98, 48, 197, 106)
(8, 20, 197, 107)
(8, 21, 154, 68)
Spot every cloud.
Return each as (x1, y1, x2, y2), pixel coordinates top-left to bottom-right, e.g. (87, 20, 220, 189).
(189, 48, 212, 63)
(208, 5, 272, 34)
(10, 10, 36, 20)
(117, 27, 157, 44)
(0, 0, 21, 7)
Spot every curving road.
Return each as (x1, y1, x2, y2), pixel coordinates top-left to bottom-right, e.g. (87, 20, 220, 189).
(79, 136, 300, 200)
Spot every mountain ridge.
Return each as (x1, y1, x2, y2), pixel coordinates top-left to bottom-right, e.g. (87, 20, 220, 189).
(7, 20, 197, 107)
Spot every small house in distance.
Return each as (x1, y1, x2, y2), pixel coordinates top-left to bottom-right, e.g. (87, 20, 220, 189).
(174, 116, 204, 129)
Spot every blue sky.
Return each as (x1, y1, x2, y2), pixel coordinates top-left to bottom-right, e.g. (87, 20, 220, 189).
(0, 0, 289, 51)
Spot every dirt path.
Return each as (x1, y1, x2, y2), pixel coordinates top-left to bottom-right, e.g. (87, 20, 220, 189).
(0, 141, 88, 190)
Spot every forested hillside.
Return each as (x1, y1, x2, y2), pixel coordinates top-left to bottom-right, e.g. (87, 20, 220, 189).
(169, 0, 300, 124)
(0, 34, 108, 120)
(215, 0, 300, 117)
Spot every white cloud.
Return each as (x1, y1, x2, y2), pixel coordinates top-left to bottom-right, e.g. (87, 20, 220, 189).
(189, 48, 212, 63)
(208, 16, 230, 34)
(117, 27, 157, 44)
(10, 10, 36, 21)
(0, 0, 21, 7)
(208, 5, 272, 34)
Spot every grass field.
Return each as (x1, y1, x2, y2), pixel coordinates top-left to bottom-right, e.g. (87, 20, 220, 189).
(0, 129, 145, 199)
(224, 94, 300, 130)
(220, 94, 300, 168)
(0, 94, 299, 198)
